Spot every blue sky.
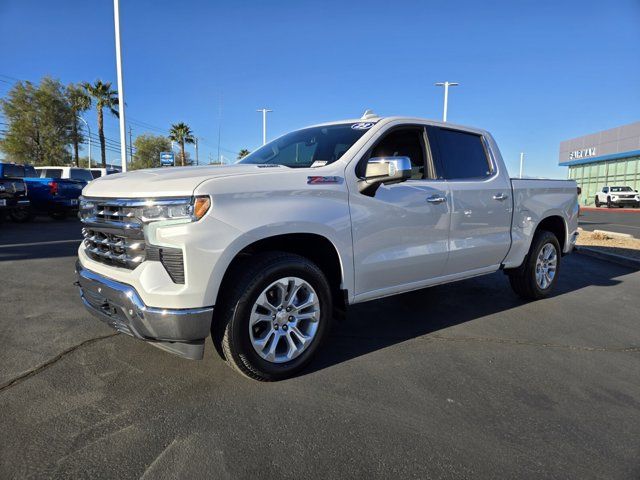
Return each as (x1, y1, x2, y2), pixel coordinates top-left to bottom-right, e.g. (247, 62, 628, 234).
(1, 0, 639, 177)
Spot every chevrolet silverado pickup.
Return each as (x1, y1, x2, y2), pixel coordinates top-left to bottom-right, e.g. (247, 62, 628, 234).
(0, 163, 85, 221)
(76, 116, 579, 381)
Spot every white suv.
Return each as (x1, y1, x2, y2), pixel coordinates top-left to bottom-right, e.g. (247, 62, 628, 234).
(594, 186, 640, 208)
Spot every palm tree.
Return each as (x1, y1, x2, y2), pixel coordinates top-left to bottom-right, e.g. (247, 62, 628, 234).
(169, 123, 195, 167)
(82, 80, 119, 168)
(66, 84, 91, 166)
(237, 148, 250, 160)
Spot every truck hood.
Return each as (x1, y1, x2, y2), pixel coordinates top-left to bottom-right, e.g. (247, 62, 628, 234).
(82, 164, 284, 198)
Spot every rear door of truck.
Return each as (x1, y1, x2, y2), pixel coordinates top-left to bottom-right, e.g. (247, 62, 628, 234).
(427, 126, 513, 275)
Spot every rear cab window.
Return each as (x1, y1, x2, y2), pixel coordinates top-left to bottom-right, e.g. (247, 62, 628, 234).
(70, 169, 94, 181)
(1, 164, 25, 178)
(427, 127, 493, 180)
(41, 168, 63, 178)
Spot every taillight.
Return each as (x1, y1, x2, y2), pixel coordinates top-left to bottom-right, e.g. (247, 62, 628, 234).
(48, 181, 58, 196)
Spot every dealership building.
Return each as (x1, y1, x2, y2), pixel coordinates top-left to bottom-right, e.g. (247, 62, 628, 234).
(559, 121, 640, 205)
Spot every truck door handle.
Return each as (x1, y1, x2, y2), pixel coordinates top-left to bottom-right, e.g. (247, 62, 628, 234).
(493, 193, 508, 201)
(426, 195, 446, 204)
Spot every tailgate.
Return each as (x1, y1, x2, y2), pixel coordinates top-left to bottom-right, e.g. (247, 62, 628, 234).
(56, 180, 85, 199)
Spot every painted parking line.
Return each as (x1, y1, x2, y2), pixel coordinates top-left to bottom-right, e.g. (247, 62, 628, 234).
(0, 239, 81, 249)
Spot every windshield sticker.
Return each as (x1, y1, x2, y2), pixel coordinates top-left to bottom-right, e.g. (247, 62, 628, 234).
(351, 122, 374, 130)
(307, 176, 343, 185)
(310, 160, 328, 168)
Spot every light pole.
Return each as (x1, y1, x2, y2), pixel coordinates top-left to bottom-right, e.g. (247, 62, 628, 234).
(434, 81, 459, 122)
(519, 152, 525, 179)
(113, 0, 128, 172)
(77, 115, 91, 168)
(257, 108, 272, 145)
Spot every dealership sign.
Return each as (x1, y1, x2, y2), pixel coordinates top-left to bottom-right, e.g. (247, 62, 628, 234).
(160, 152, 175, 167)
(568, 147, 596, 160)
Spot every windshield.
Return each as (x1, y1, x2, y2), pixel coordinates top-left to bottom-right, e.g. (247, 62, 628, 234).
(610, 186, 632, 192)
(239, 123, 372, 168)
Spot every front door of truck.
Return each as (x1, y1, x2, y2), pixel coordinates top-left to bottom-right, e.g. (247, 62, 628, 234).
(426, 126, 512, 275)
(349, 126, 450, 301)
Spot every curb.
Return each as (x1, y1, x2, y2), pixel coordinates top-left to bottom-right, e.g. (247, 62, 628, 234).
(575, 246, 640, 269)
(592, 229, 634, 240)
(580, 207, 640, 213)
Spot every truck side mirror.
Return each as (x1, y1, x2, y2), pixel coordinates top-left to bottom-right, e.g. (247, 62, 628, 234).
(359, 156, 412, 196)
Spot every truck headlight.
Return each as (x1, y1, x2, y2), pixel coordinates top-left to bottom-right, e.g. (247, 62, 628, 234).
(139, 196, 211, 223)
(79, 196, 211, 224)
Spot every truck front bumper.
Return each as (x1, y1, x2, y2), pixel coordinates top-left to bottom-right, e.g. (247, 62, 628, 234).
(75, 260, 213, 360)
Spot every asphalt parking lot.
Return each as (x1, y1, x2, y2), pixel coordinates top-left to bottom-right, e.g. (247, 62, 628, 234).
(1, 218, 639, 479)
(580, 208, 640, 238)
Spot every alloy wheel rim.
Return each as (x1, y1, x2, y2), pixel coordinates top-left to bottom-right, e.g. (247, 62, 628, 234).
(535, 243, 557, 290)
(248, 277, 320, 363)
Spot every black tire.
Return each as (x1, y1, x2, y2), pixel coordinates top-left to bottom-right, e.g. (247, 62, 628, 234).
(10, 207, 34, 223)
(594, 197, 600, 208)
(607, 197, 612, 208)
(507, 230, 561, 301)
(212, 252, 333, 381)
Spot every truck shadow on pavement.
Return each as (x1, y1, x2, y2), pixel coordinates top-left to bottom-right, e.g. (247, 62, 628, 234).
(304, 254, 638, 377)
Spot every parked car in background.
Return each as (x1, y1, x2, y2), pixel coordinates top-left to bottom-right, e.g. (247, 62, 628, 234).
(76, 115, 579, 381)
(89, 167, 120, 179)
(0, 163, 86, 221)
(594, 186, 640, 208)
(0, 163, 29, 221)
(35, 166, 95, 183)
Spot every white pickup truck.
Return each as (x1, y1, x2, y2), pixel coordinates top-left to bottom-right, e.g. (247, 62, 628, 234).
(76, 115, 579, 380)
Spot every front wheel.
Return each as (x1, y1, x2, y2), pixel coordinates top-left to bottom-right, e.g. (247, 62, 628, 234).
(507, 230, 561, 301)
(607, 197, 613, 208)
(594, 197, 600, 208)
(212, 252, 332, 381)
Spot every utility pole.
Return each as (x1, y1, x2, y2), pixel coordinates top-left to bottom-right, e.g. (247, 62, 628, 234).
(128, 126, 133, 164)
(257, 108, 272, 145)
(519, 152, 525, 179)
(217, 93, 223, 163)
(77, 115, 91, 168)
(113, 0, 128, 172)
(195, 138, 199, 166)
(434, 81, 459, 122)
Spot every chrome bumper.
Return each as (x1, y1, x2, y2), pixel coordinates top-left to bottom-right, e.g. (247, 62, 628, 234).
(75, 260, 213, 360)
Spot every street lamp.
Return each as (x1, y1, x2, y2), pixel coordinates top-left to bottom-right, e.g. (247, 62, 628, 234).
(113, 0, 128, 172)
(77, 115, 91, 168)
(434, 81, 459, 122)
(257, 108, 272, 145)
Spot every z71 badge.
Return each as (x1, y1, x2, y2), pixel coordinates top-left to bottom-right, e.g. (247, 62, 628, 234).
(307, 176, 343, 185)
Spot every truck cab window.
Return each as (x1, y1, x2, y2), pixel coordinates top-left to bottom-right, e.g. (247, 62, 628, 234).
(367, 128, 426, 180)
(430, 128, 492, 180)
(70, 168, 94, 182)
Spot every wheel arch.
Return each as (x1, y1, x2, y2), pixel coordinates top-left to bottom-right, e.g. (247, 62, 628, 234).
(534, 215, 567, 254)
(209, 231, 350, 315)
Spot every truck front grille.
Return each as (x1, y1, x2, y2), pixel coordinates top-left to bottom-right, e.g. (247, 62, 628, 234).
(82, 227, 145, 269)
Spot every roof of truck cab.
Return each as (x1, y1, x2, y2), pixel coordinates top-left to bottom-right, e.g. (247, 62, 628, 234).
(306, 116, 489, 136)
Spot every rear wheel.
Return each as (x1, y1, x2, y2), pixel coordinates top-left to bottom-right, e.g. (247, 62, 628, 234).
(607, 197, 612, 208)
(10, 207, 34, 223)
(212, 252, 332, 381)
(594, 196, 600, 208)
(507, 230, 561, 301)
